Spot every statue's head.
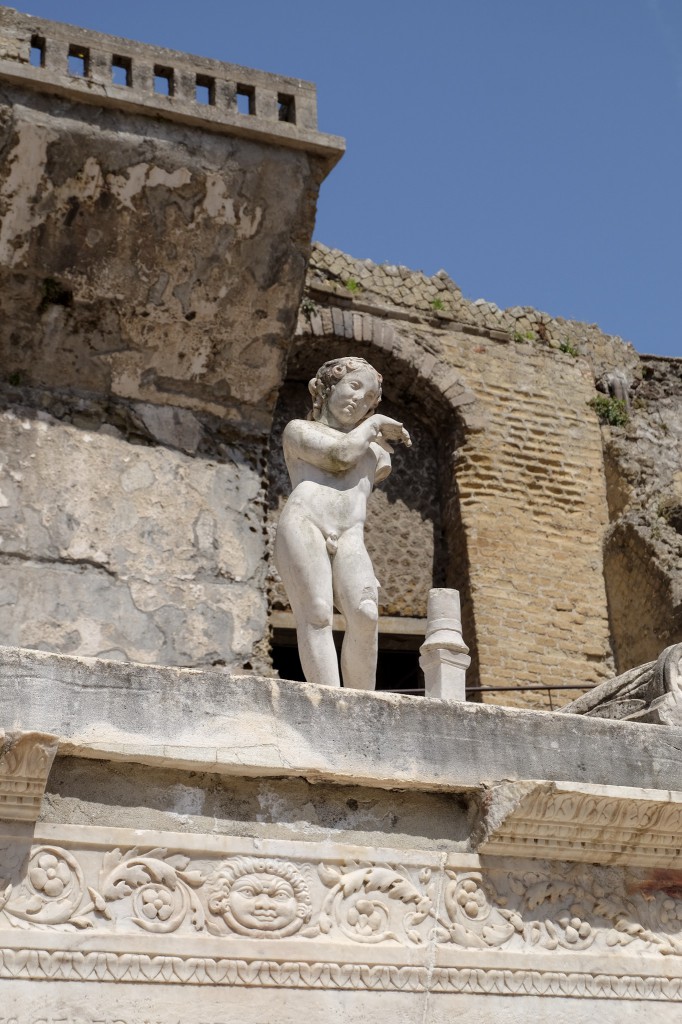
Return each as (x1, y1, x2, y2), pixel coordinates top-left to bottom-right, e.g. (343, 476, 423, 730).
(205, 856, 312, 937)
(308, 356, 383, 426)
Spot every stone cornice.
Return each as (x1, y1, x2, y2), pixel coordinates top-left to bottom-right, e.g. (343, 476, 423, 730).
(478, 780, 682, 867)
(0, 728, 59, 822)
(2, 645, 682, 795)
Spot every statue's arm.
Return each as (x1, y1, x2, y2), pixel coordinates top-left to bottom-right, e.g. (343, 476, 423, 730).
(370, 440, 392, 482)
(283, 418, 381, 473)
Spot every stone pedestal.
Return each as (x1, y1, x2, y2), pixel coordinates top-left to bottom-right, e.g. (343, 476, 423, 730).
(419, 588, 471, 700)
(2, 645, 682, 1020)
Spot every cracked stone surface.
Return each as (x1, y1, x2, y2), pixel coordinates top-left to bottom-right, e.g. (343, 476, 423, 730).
(603, 356, 682, 668)
(0, 410, 265, 667)
(0, 69, 329, 670)
(0, 85, 320, 429)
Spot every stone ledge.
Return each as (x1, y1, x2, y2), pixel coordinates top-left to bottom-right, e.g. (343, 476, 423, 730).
(0, 60, 345, 168)
(1, 645, 682, 793)
(478, 780, 682, 867)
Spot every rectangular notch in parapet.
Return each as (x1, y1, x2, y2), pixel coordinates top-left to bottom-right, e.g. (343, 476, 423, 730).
(67, 44, 89, 78)
(30, 35, 45, 68)
(112, 55, 132, 88)
(195, 74, 215, 106)
(153, 65, 174, 97)
(236, 84, 255, 115)
(277, 93, 296, 124)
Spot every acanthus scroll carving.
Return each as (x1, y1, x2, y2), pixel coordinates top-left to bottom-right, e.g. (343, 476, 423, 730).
(3, 844, 682, 959)
(0, 845, 206, 934)
(436, 864, 682, 957)
(314, 861, 434, 944)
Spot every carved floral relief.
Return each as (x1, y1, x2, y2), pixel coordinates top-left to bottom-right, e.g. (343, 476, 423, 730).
(2, 844, 682, 960)
(0, 731, 59, 822)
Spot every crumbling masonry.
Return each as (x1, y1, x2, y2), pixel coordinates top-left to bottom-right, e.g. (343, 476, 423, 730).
(2, 11, 682, 1024)
(0, 7, 680, 709)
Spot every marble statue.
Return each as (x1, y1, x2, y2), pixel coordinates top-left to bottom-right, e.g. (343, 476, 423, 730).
(274, 356, 411, 689)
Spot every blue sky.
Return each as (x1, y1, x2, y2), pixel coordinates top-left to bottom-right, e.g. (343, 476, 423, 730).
(18, 1, 682, 357)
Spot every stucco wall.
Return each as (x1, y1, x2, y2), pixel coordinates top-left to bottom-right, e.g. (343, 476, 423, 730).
(0, 11, 340, 671)
(0, 410, 265, 666)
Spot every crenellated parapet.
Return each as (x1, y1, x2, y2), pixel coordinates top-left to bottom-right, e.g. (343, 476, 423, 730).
(0, 7, 343, 164)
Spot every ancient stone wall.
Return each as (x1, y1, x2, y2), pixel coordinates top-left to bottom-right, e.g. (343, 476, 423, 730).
(602, 355, 682, 669)
(296, 245, 681, 706)
(0, 11, 679, 703)
(0, 9, 342, 671)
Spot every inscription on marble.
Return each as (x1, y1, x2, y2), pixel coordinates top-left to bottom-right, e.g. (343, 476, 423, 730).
(2, 1017, 264, 1024)
(2, 1016, 269, 1024)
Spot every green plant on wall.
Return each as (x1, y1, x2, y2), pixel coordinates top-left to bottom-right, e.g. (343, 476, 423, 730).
(431, 297, 445, 312)
(344, 278, 361, 294)
(559, 340, 579, 357)
(512, 329, 536, 343)
(588, 395, 629, 426)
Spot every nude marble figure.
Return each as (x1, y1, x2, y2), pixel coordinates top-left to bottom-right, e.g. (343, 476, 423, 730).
(274, 356, 411, 689)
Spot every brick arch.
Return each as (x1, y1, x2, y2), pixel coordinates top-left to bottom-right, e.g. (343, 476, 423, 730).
(290, 307, 479, 434)
(267, 309, 482, 691)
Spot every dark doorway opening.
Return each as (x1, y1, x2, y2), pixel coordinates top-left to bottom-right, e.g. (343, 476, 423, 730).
(271, 628, 425, 695)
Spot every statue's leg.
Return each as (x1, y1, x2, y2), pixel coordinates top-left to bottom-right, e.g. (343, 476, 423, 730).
(274, 517, 340, 687)
(333, 528, 378, 691)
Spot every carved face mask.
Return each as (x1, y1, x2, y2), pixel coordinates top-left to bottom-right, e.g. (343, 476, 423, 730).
(227, 872, 300, 934)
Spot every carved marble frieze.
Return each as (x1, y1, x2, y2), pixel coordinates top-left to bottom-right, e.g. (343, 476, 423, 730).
(0, 730, 59, 822)
(477, 780, 682, 866)
(1, 825, 682, 1000)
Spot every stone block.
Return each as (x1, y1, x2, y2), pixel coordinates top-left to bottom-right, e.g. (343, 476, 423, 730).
(2, 646, 682, 792)
(2, 640, 682, 1019)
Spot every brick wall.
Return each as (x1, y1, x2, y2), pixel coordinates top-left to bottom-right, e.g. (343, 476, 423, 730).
(440, 331, 613, 705)
(296, 245, 629, 707)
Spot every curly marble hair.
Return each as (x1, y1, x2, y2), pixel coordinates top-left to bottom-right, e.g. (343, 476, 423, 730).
(308, 356, 383, 421)
(205, 856, 312, 921)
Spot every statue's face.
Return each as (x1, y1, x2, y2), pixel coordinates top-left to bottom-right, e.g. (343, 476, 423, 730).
(326, 366, 380, 427)
(228, 872, 299, 932)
